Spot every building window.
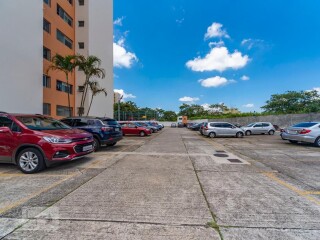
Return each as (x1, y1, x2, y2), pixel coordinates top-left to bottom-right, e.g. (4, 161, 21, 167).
(43, 75, 51, 88)
(56, 80, 73, 94)
(78, 0, 84, 6)
(43, 18, 51, 33)
(78, 42, 84, 49)
(57, 4, 73, 27)
(43, 0, 51, 6)
(78, 86, 85, 92)
(68, 0, 73, 5)
(43, 103, 51, 115)
(43, 47, 51, 61)
(57, 105, 72, 117)
(56, 29, 73, 49)
(78, 21, 84, 27)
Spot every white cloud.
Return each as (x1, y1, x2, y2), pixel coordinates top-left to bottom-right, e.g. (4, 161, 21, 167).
(201, 103, 210, 110)
(198, 76, 235, 88)
(113, 38, 138, 68)
(179, 96, 200, 103)
(243, 103, 254, 108)
(241, 38, 264, 50)
(205, 22, 229, 40)
(176, 18, 185, 24)
(312, 87, 320, 93)
(113, 16, 125, 26)
(186, 47, 249, 72)
(209, 40, 225, 48)
(241, 75, 250, 81)
(114, 89, 136, 99)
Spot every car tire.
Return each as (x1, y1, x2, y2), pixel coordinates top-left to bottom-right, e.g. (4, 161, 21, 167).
(268, 130, 275, 135)
(314, 137, 320, 147)
(289, 140, 298, 144)
(245, 130, 251, 136)
(17, 148, 45, 174)
(151, 129, 155, 133)
(93, 137, 101, 151)
(236, 132, 244, 138)
(208, 132, 216, 138)
(107, 142, 117, 147)
(140, 131, 146, 137)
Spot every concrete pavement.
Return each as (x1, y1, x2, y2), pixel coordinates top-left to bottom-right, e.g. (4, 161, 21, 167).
(1, 128, 320, 239)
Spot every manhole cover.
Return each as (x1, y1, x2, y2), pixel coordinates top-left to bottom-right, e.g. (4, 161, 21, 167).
(216, 150, 226, 153)
(214, 154, 229, 157)
(228, 159, 242, 163)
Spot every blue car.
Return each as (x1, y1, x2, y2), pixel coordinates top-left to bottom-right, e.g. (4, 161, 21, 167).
(61, 117, 123, 151)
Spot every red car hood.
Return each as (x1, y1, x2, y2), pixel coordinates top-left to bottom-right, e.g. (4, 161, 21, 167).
(41, 129, 92, 139)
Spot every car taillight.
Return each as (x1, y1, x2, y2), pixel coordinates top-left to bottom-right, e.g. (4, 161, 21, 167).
(299, 129, 311, 134)
(204, 127, 208, 130)
(101, 127, 112, 132)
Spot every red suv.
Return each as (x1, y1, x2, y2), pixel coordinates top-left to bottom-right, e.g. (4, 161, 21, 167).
(0, 112, 94, 173)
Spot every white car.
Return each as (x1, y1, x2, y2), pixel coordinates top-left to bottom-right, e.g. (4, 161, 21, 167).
(242, 122, 275, 136)
(203, 122, 244, 138)
(281, 122, 320, 147)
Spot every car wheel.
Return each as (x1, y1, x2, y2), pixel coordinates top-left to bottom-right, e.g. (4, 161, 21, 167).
(93, 137, 101, 151)
(236, 132, 244, 138)
(151, 129, 155, 133)
(289, 140, 298, 144)
(17, 148, 45, 174)
(208, 132, 216, 138)
(140, 131, 146, 137)
(314, 137, 320, 147)
(107, 142, 117, 147)
(245, 130, 251, 136)
(268, 130, 275, 135)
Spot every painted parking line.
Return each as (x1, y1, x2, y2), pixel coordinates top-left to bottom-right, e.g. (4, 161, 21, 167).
(262, 172, 320, 206)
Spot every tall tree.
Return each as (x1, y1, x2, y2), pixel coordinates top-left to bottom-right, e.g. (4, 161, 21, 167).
(76, 55, 105, 116)
(86, 81, 107, 116)
(261, 90, 320, 114)
(47, 54, 77, 117)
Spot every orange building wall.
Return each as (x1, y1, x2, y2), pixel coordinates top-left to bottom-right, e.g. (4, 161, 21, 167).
(43, 0, 76, 119)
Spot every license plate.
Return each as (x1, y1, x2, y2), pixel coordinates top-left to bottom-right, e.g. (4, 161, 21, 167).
(288, 130, 297, 134)
(115, 128, 120, 132)
(83, 145, 93, 151)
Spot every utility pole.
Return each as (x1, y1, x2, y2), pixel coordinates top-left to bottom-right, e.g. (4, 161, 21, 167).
(117, 95, 123, 121)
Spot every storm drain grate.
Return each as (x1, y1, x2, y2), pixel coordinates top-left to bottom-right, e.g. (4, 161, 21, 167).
(228, 159, 242, 163)
(214, 154, 229, 158)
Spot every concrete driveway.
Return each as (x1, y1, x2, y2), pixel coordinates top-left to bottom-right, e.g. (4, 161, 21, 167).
(0, 128, 319, 239)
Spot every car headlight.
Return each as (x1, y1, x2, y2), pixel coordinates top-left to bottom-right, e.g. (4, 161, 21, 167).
(43, 136, 72, 144)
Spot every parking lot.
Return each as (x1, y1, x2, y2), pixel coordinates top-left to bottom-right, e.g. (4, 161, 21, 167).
(0, 128, 319, 239)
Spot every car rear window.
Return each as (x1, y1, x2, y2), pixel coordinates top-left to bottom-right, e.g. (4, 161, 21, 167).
(292, 122, 318, 128)
(103, 119, 118, 125)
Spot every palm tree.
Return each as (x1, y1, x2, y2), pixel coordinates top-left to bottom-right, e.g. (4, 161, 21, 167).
(47, 54, 77, 117)
(86, 81, 107, 116)
(76, 55, 105, 116)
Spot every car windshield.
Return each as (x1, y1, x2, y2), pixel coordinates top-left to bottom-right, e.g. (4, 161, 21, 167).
(246, 123, 255, 127)
(292, 122, 318, 128)
(17, 116, 71, 130)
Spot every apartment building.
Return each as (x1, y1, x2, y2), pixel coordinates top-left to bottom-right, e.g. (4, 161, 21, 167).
(0, 0, 113, 118)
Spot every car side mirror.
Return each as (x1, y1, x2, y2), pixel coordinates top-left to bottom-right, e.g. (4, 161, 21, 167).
(232, 126, 236, 129)
(0, 127, 11, 134)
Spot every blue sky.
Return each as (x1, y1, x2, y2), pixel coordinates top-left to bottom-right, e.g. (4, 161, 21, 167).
(113, 0, 320, 112)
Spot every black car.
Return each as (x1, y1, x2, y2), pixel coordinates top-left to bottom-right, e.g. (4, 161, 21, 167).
(61, 117, 123, 151)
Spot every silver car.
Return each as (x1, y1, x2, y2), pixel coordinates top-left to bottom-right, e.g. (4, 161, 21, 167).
(242, 122, 275, 136)
(281, 122, 320, 147)
(203, 122, 244, 138)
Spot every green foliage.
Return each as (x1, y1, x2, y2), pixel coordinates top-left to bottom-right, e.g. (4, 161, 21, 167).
(261, 90, 320, 114)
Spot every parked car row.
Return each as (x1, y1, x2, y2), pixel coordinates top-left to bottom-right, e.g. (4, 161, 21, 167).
(188, 120, 320, 147)
(0, 111, 166, 173)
